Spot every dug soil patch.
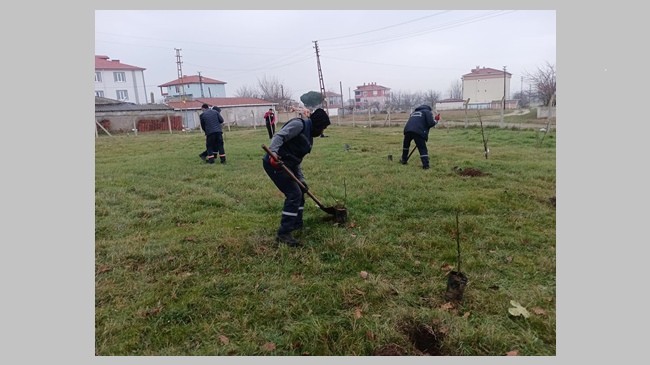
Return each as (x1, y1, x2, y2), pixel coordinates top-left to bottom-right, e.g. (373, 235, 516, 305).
(453, 166, 488, 177)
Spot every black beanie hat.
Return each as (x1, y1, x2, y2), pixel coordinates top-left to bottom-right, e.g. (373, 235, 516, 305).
(310, 108, 330, 129)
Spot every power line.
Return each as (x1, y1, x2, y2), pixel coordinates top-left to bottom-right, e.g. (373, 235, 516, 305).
(318, 11, 449, 41)
(323, 10, 515, 50)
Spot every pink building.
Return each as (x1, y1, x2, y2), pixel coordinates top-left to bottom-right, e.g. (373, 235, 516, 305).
(354, 82, 390, 110)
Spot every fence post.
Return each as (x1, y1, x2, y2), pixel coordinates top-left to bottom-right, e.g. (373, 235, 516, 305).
(500, 96, 505, 128)
(464, 98, 470, 128)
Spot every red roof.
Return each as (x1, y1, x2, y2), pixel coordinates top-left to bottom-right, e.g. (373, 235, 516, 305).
(95, 55, 145, 71)
(166, 97, 274, 110)
(462, 66, 511, 78)
(158, 75, 226, 87)
(355, 83, 390, 91)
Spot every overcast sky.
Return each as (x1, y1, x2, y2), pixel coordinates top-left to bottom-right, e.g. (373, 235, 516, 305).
(95, 10, 555, 102)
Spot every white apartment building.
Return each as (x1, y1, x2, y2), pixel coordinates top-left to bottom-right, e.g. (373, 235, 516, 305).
(94, 55, 148, 104)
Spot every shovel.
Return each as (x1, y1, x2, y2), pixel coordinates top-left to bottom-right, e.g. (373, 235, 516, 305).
(262, 144, 348, 223)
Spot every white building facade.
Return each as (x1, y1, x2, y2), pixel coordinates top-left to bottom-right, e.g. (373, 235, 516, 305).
(158, 75, 227, 100)
(461, 66, 511, 104)
(95, 55, 149, 104)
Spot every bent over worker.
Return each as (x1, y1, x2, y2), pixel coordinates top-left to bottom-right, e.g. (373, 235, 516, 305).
(262, 108, 331, 247)
(400, 104, 439, 169)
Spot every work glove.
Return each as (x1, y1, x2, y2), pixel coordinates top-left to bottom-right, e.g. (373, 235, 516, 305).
(269, 154, 283, 169)
(299, 179, 309, 193)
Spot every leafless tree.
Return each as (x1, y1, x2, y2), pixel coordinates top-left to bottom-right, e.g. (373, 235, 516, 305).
(401, 92, 419, 111)
(234, 85, 260, 99)
(512, 90, 530, 108)
(526, 61, 556, 106)
(448, 80, 463, 99)
(389, 91, 403, 111)
(257, 75, 292, 110)
(423, 89, 442, 106)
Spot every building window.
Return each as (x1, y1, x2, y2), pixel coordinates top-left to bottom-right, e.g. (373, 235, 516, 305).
(116, 90, 129, 100)
(95, 90, 104, 97)
(95, 72, 102, 82)
(114, 72, 126, 82)
(373, 90, 378, 96)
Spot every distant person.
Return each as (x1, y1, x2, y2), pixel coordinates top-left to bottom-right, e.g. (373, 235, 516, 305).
(263, 108, 276, 139)
(198, 104, 226, 164)
(399, 105, 439, 169)
(263, 108, 331, 247)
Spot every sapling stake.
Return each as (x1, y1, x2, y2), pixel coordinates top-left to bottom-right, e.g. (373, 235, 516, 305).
(477, 110, 489, 159)
(456, 210, 461, 273)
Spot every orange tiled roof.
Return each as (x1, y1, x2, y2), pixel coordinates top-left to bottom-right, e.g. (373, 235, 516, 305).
(95, 55, 145, 71)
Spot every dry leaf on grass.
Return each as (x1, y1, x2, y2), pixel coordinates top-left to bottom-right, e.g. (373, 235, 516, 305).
(506, 350, 519, 356)
(508, 300, 531, 318)
(96, 265, 112, 275)
(261, 342, 276, 351)
(354, 308, 363, 319)
(440, 263, 454, 272)
(440, 302, 455, 311)
(359, 271, 369, 279)
(532, 307, 547, 315)
(218, 335, 230, 345)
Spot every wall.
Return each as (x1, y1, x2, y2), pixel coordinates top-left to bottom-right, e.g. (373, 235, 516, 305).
(95, 110, 182, 133)
(537, 106, 556, 118)
(167, 84, 226, 98)
(463, 77, 510, 103)
(436, 101, 465, 110)
(95, 70, 148, 105)
(206, 106, 275, 129)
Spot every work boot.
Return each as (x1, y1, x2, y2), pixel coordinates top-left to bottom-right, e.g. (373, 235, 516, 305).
(220, 155, 227, 164)
(199, 153, 207, 161)
(399, 159, 407, 165)
(276, 233, 301, 247)
(421, 156, 429, 169)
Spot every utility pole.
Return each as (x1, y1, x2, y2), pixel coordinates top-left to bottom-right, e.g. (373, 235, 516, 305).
(175, 48, 186, 102)
(281, 85, 284, 111)
(503, 66, 507, 111)
(501, 65, 507, 127)
(339, 81, 344, 117)
(313, 40, 328, 114)
(198, 71, 205, 98)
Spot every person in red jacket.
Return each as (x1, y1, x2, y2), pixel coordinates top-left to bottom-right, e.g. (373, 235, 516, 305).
(263, 108, 276, 139)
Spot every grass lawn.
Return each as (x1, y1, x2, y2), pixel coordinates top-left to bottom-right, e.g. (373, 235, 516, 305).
(95, 122, 556, 355)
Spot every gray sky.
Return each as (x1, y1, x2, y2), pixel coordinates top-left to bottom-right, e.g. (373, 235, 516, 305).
(95, 9, 555, 102)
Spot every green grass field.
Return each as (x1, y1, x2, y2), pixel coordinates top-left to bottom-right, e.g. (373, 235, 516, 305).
(95, 122, 556, 355)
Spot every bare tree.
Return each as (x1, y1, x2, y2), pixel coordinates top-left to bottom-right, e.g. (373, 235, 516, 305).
(423, 89, 442, 106)
(256, 75, 292, 110)
(448, 80, 463, 99)
(235, 85, 260, 99)
(526, 61, 556, 106)
(512, 90, 530, 108)
(389, 90, 403, 111)
(401, 91, 419, 111)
